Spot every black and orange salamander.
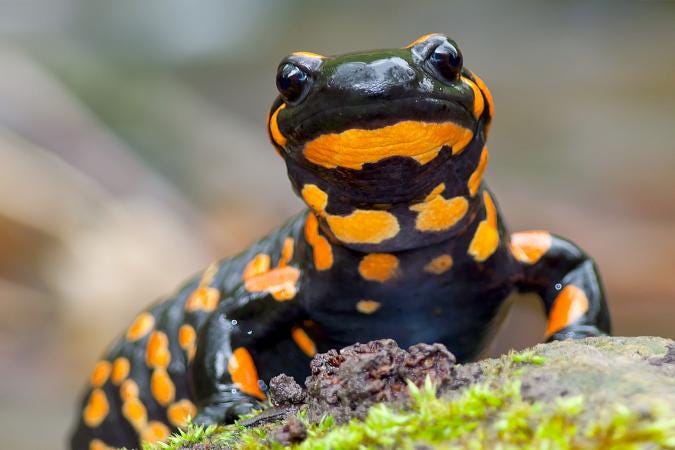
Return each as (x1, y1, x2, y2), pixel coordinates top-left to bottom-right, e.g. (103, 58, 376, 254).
(70, 34, 611, 449)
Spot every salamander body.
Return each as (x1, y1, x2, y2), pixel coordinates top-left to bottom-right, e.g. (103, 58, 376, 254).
(70, 34, 611, 450)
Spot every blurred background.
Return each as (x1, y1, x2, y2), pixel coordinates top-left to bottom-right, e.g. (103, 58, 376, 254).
(0, 1, 673, 448)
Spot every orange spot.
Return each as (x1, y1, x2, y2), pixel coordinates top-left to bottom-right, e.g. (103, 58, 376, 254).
(90, 360, 112, 388)
(358, 253, 399, 282)
(244, 266, 301, 301)
(242, 253, 272, 280)
(228, 347, 266, 400)
(467, 191, 500, 262)
(146, 331, 171, 369)
(119, 379, 139, 401)
(150, 368, 176, 406)
(303, 120, 473, 170)
(278, 238, 295, 267)
(405, 33, 440, 48)
(510, 231, 553, 265)
(83, 388, 109, 427)
(269, 103, 287, 147)
(291, 327, 317, 358)
(410, 183, 469, 232)
(304, 214, 334, 271)
(89, 439, 114, 450)
(545, 285, 590, 338)
(110, 357, 130, 385)
(185, 286, 220, 313)
(122, 396, 147, 431)
(178, 324, 197, 361)
(292, 51, 324, 59)
(424, 254, 454, 275)
(326, 209, 400, 244)
(468, 147, 489, 197)
(167, 399, 198, 427)
(301, 184, 329, 213)
(141, 420, 171, 445)
(463, 77, 485, 119)
(356, 300, 381, 314)
(126, 312, 155, 342)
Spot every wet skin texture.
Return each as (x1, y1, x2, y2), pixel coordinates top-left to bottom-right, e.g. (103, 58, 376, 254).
(70, 34, 611, 450)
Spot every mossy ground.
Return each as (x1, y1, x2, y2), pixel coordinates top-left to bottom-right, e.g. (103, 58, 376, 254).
(140, 337, 675, 450)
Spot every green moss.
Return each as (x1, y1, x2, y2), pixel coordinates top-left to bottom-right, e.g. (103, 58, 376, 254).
(153, 377, 673, 449)
(510, 349, 547, 365)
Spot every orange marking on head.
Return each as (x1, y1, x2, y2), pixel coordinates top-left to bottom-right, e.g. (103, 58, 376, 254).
(405, 33, 441, 48)
(178, 324, 197, 361)
(90, 360, 112, 388)
(167, 399, 198, 428)
(545, 285, 590, 338)
(468, 147, 489, 197)
(358, 253, 399, 282)
(301, 184, 329, 213)
(228, 347, 266, 400)
(269, 103, 287, 147)
(146, 331, 171, 369)
(89, 439, 115, 450)
(141, 420, 171, 445)
(278, 237, 295, 267)
(410, 183, 469, 232)
(242, 253, 272, 280)
(467, 191, 500, 262)
(462, 77, 485, 119)
(110, 357, 130, 385)
(326, 209, 400, 244)
(356, 299, 381, 314)
(185, 286, 220, 312)
(83, 388, 109, 427)
(304, 213, 334, 271)
(150, 368, 176, 406)
(122, 396, 147, 431)
(510, 231, 553, 265)
(291, 326, 317, 358)
(126, 312, 155, 342)
(119, 379, 139, 401)
(244, 266, 301, 301)
(471, 73, 494, 131)
(292, 51, 325, 59)
(303, 121, 473, 170)
(424, 254, 454, 275)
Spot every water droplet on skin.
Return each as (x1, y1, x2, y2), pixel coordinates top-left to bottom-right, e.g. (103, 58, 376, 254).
(247, 330, 253, 335)
(231, 319, 238, 326)
(554, 283, 562, 290)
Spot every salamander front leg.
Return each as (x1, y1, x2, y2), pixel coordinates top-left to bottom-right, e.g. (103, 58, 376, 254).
(510, 231, 611, 341)
(190, 294, 306, 425)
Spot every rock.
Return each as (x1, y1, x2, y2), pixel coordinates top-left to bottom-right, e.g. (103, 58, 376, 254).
(182, 336, 675, 449)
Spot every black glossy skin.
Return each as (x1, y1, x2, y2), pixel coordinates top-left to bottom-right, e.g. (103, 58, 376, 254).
(70, 34, 611, 450)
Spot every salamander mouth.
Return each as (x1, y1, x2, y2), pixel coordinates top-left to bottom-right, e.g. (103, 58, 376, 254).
(285, 96, 475, 146)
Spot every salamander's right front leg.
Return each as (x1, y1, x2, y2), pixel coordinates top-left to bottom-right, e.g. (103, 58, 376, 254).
(191, 293, 305, 425)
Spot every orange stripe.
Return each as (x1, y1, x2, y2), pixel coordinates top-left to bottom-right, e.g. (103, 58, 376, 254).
(90, 360, 112, 388)
(405, 33, 440, 48)
(228, 347, 266, 400)
(303, 120, 473, 170)
(269, 103, 287, 147)
(462, 77, 485, 119)
(545, 285, 590, 338)
(467, 191, 500, 262)
(291, 327, 317, 357)
(467, 147, 488, 197)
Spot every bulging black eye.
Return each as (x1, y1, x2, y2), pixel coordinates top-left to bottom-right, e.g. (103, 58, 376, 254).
(276, 63, 310, 104)
(428, 41, 463, 81)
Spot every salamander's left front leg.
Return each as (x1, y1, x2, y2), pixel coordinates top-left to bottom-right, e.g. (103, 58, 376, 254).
(510, 231, 611, 341)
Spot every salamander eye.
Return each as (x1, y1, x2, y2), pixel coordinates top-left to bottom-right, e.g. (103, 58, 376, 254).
(276, 63, 311, 104)
(427, 41, 463, 81)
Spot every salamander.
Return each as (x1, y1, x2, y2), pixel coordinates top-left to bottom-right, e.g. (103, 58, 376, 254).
(70, 33, 611, 450)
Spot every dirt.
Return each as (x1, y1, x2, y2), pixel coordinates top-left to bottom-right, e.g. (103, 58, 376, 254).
(271, 339, 457, 423)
